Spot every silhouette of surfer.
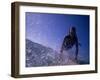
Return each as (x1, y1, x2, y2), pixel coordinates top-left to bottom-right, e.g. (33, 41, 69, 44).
(60, 27, 80, 61)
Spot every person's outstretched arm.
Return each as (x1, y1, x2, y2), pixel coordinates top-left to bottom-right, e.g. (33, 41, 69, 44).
(75, 37, 79, 60)
(60, 37, 66, 53)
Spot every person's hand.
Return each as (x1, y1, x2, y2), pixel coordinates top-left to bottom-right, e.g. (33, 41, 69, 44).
(60, 49, 63, 53)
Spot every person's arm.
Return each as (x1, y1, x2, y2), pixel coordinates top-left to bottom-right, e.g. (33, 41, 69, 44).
(60, 37, 66, 53)
(75, 37, 79, 60)
(60, 40, 65, 53)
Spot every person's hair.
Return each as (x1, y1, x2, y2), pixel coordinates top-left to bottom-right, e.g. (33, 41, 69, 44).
(71, 27, 76, 32)
(69, 26, 76, 36)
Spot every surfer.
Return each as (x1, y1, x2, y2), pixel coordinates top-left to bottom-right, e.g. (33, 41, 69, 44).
(60, 27, 80, 61)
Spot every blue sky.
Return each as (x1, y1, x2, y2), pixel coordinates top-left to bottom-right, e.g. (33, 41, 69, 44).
(26, 12, 89, 62)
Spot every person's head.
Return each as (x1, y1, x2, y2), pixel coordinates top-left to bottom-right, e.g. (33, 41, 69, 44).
(69, 26, 76, 36)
